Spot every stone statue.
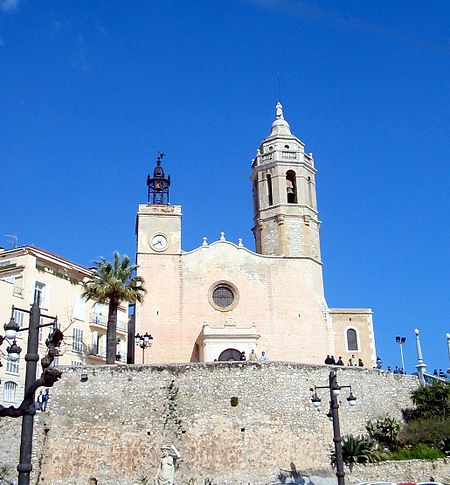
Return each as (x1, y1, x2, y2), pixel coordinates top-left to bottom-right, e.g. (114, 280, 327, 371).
(276, 101, 284, 119)
(154, 444, 181, 485)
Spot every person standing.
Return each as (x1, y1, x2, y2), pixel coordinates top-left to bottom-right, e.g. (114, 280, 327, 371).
(249, 349, 258, 361)
(42, 389, 49, 412)
(336, 356, 344, 366)
(260, 351, 268, 362)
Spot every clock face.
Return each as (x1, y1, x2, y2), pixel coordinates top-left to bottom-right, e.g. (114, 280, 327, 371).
(151, 234, 168, 251)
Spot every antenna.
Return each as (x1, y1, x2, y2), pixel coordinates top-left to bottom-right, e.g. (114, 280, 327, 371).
(277, 72, 282, 103)
(4, 234, 18, 248)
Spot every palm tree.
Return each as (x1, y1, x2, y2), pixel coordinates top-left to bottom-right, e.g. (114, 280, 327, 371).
(82, 252, 146, 364)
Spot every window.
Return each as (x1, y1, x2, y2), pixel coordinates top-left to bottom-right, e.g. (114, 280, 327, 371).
(0, 258, 16, 268)
(212, 286, 234, 308)
(267, 174, 273, 206)
(308, 176, 313, 207)
(346, 328, 359, 351)
(52, 356, 59, 367)
(73, 294, 85, 321)
(12, 309, 25, 338)
(72, 328, 84, 353)
(3, 381, 17, 402)
(6, 357, 19, 374)
(286, 170, 297, 204)
(33, 281, 45, 307)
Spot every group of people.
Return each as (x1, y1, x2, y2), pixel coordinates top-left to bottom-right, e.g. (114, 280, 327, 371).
(34, 389, 49, 412)
(242, 350, 268, 362)
(433, 368, 447, 378)
(324, 354, 364, 367)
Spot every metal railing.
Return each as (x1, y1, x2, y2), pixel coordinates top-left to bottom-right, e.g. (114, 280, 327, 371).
(89, 313, 127, 332)
(87, 344, 127, 363)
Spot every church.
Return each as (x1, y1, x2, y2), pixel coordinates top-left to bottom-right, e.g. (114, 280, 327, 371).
(134, 103, 376, 366)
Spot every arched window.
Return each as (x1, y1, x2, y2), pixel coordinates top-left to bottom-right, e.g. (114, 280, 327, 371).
(346, 328, 359, 351)
(286, 170, 297, 204)
(307, 176, 313, 207)
(3, 381, 17, 402)
(267, 174, 273, 206)
(253, 180, 259, 213)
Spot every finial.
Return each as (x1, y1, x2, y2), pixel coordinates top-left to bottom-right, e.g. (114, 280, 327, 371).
(276, 101, 284, 120)
(238, 238, 243, 247)
(220, 232, 225, 241)
(202, 237, 208, 246)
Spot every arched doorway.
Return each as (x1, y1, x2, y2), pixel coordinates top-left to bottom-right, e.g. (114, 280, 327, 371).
(218, 348, 242, 361)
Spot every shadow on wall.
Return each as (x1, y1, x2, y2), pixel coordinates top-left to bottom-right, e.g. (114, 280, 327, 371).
(273, 462, 335, 485)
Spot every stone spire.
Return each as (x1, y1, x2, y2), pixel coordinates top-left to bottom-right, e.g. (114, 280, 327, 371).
(270, 101, 292, 136)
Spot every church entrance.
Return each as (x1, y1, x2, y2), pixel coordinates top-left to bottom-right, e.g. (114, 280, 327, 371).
(218, 348, 242, 361)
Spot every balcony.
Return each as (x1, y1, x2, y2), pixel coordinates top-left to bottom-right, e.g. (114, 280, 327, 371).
(89, 313, 127, 333)
(87, 344, 127, 363)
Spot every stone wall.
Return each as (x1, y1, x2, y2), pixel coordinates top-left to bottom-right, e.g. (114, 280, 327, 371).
(0, 412, 46, 483)
(349, 459, 450, 483)
(30, 362, 423, 484)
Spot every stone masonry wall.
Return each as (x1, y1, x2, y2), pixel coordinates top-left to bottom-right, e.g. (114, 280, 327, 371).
(30, 362, 424, 484)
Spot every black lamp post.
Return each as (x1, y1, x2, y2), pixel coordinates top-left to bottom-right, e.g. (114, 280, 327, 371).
(395, 336, 406, 373)
(2, 303, 58, 485)
(311, 370, 356, 485)
(135, 332, 153, 364)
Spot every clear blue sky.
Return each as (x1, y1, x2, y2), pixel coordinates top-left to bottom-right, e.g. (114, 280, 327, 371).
(1, 0, 449, 373)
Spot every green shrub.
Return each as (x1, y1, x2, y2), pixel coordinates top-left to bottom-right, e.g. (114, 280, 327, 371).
(389, 444, 444, 461)
(330, 435, 382, 470)
(440, 436, 450, 456)
(400, 416, 450, 448)
(411, 381, 450, 418)
(366, 415, 402, 450)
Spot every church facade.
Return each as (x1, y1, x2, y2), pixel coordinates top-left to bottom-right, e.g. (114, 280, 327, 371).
(135, 103, 376, 366)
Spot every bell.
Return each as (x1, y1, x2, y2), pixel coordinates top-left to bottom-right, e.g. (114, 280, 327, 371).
(287, 187, 294, 195)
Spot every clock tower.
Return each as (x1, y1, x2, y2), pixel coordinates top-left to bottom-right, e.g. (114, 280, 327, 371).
(136, 154, 182, 257)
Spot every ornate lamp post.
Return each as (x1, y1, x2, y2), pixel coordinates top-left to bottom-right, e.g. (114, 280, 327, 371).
(395, 336, 406, 373)
(414, 328, 427, 386)
(1, 303, 60, 485)
(311, 370, 357, 485)
(446, 333, 450, 371)
(135, 332, 153, 364)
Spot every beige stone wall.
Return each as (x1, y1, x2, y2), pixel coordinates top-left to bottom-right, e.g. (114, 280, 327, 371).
(136, 240, 333, 364)
(329, 308, 377, 369)
(34, 363, 419, 484)
(349, 459, 450, 483)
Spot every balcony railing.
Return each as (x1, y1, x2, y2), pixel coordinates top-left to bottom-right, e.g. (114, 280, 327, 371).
(89, 313, 127, 332)
(87, 344, 127, 363)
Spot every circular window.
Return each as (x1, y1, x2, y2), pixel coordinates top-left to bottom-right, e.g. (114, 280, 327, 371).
(212, 286, 234, 308)
(208, 281, 239, 311)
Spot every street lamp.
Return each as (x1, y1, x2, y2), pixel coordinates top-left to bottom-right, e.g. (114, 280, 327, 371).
(395, 336, 406, 373)
(446, 333, 450, 371)
(311, 370, 357, 485)
(2, 303, 59, 485)
(7, 340, 22, 362)
(135, 332, 153, 364)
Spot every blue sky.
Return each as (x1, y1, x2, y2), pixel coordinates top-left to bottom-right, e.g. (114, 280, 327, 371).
(1, 0, 449, 372)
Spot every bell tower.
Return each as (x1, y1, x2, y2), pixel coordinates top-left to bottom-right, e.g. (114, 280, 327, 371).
(136, 153, 181, 257)
(251, 102, 321, 261)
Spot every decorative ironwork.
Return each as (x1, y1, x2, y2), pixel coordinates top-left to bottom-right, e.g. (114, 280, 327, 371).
(147, 152, 171, 205)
